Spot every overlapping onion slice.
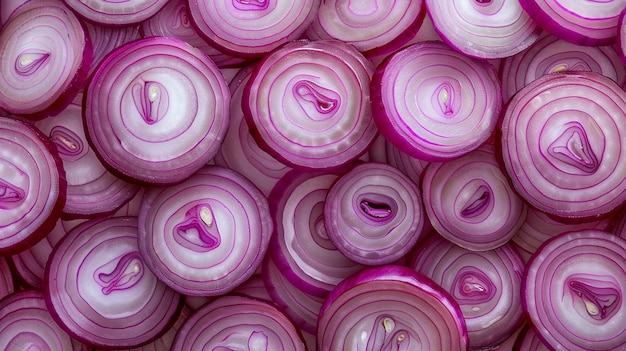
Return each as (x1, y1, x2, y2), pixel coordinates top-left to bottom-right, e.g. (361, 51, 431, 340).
(0, 0, 90, 118)
(519, 0, 626, 46)
(44, 217, 183, 349)
(410, 235, 525, 349)
(306, 0, 426, 56)
(426, 0, 541, 59)
(172, 294, 306, 350)
(63, 0, 170, 26)
(371, 41, 502, 161)
(243, 39, 376, 170)
(422, 145, 527, 251)
(84, 36, 230, 185)
(188, 0, 320, 57)
(0, 117, 65, 255)
(324, 162, 425, 265)
(317, 265, 468, 350)
(523, 230, 626, 350)
(499, 71, 626, 219)
(138, 166, 272, 296)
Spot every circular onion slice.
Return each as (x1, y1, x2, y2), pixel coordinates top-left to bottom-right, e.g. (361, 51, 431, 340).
(268, 169, 364, 297)
(63, 0, 170, 26)
(410, 235, 525, 349)
(214, 65, 292, 196)
(35, 94, 140, 218)
(425, 0, 540, 59)
(371, 41, 502, 161)
(84, 36, 230, 185)
(0, 290, 88, 351)
(499, 71, 626, 219)
(306, 0, 426, 56)
(243, 39, 376, 170)
(138, 166, 273, 296)
(0, 117, 65, 255)
(172, 294, 306, 350)
(523, 230, 626, 350)
(519, 0, 626, 46)
(188, 0, 320, 57)
(324, 162, 425, 265)
(500, 32, 626, 102)
(317, 265, 468, 350)
(0, 0, 91, 118)
(85, 22, 141, 78)
(44, 216, 183, 349)
(422, 145, 527, 251)
(140, 0, 248, 68)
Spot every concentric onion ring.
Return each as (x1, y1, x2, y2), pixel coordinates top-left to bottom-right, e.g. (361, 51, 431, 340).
(63, 0, 170, 26)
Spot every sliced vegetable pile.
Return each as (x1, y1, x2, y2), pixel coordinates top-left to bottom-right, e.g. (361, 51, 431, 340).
(2, 0, 626, 350)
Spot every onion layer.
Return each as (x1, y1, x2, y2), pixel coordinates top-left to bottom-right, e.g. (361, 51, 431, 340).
(172, 295, 306, 350)
(243, 40, 376, 170)
(523, 230, 626, 350)
(84, 36, 230, 185)
(317, 265, 468, 350)
(410, 235, 525, 349)
(499, 71, 626, 219)
(426, 0, 540, 59)
(44, 216, 183, 349)
(138, 166, 272, 296)
(0, 117, 65, 255)
(422, 145, 527, 251)
(63, 0, 170, 26)
(324, 162, 425, 265)
(0, 0, 90, 117)
(371, 41, 502, 161)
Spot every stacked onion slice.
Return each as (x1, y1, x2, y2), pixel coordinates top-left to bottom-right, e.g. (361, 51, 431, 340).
(172, 295, 306, 350)
(371, 41, 502, 161)
(44, 217, 182, 349)
(84, 36, 230, 185)
(324, 162, 425, 265)
(188, 0, 320, 57)
(243, 40, 376, 170)
(499, 71, 626, 219)
(410, 235, 525, 349)
(422, 145, 527, 251)
(524, 230, 626, 350)
(426, 0, 541, 59)
(0, 117, 65, 254)
(317, 265, 468, 350)
(63, 0, 170, 26)
(0, 0, 90, 118)
(138, 166, 273, 296)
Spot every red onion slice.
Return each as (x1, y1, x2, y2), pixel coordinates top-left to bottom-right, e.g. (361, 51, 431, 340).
(317, 265, 468, 350)
(172, 294, 306, 350)
(44, 216, 183, 349)
(422, 145, 527, 251)
(306, 0, 426, 56)
(84, 36, 230, 185)
(0, 257, 13, 300)
(0, 0, 91, 118)
(0, 290, 88, 351)
(426, 0, 541, 59)
(523, 230, 626, 350)
(324, 162, 425, 265)
(188, 0, 320, 57)
(410, 235, 525, 349)
(499, 71, 626, 219)
(85, 22, 141, 78)
(214, 65, 292, 196)
(63, 0, 170, 26)
(268, 169, 364, 297)
(0, 117, 65, 255)
(243, 39, 376, 170)
(35, 94, 140, 218)
(138, 166, 273, 296)
(500, 32, 626, 102)
(371, 41, 502, 161)
(519, 0, 626, 46)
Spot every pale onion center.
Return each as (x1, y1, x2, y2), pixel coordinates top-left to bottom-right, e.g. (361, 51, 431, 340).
(94, 252, 145, 295)
(174, 205, 221, 252)
(233, 0, 269, 11)
(433, 82, 456, 117)
(294, 81, 340, 120)
(0, 179, 26, 210)
(548, 122, 599, 174)
(568, 279, 620, 321)
(132, 80, 169, 124)
(460, 185, 491, 218)
(15, 51, 50, 75)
